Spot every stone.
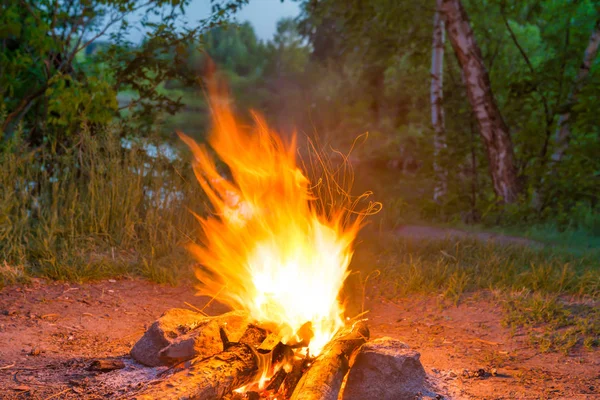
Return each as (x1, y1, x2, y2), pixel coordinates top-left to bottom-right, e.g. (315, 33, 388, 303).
(131, 309, 250, 367)
(130, 308, 209, 367)
(341, 337, 426, 400)
(214, 310, 251, 343)
(158, 320, 222, 364)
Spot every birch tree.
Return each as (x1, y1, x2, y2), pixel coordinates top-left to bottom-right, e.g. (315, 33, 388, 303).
(553, 17, 600, 163)
(432, 0, 447, 203)
(441, 0, 520, 203)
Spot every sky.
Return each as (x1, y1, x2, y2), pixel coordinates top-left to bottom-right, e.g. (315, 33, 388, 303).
(192, 1, 302, 41)
(124, 0, 302, 43)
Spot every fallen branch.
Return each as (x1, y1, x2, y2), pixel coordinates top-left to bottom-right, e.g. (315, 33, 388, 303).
(290, 320, 369, 400)
(88, 359, 125, 372)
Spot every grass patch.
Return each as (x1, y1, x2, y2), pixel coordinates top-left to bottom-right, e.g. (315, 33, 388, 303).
(359, 233, 599, 300)
(0, 261, 29, 287)
(501, 292, 599, 353)
(0, 125, 205, 287)
(456, 221, 600, 255)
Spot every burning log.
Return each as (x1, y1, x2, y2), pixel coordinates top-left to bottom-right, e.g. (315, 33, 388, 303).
(289, 320, 369, 400)
(133, 325, 267, 400)
(281, 357, 311, 398)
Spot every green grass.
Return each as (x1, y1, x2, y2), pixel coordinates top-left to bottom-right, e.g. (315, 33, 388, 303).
(501, 292, 599, 353)
(356, 233, 599, 300)
(0, 125, 204, 287)
(452, 221, 600, 255)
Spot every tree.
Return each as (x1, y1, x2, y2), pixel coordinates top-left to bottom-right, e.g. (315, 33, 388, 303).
(264, 18, 310, 78)
(552, 17, 600, 163)
(0, 0, 248, 143)
(262, 17, 310, 131)
(441, 0, 519, 203)
(200, 21, 266, 77)
(431, 0, 447, 203)
(297, 0, 432, 127)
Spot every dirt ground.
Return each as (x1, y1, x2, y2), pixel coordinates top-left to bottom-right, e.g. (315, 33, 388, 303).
(0, 279, 597, 399)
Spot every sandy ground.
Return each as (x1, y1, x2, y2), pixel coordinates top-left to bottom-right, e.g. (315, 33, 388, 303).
(0, 278, 597, 399)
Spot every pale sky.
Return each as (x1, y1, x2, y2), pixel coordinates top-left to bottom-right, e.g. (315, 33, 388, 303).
(123, 0, 302, 43)
(192, 0, 302, 40)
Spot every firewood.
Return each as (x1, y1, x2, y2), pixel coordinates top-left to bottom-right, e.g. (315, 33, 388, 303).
(289, 320, 369, 400)
(266, 367, 287, 392)
(282, 357, 310, 398)
(132, 325, 267, 400)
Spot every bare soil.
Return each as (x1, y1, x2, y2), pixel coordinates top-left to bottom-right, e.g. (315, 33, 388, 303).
(0, 279, 597, 399)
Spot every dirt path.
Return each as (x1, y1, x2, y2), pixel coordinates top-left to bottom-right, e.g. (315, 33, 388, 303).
(395, 225, 542, 247)
(0, 279, 597, 399)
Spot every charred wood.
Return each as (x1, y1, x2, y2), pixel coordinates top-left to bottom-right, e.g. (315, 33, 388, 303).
(289, 321, 369, 400)
(266, 367, 287, 392)
(88, 359, 125, 372)
(282, 357, 311, 399)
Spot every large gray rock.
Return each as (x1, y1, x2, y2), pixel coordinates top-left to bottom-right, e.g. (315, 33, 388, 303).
(212, 310, 252, 343)
(158, 310, 251, 364)
(130, 309, 250, 367)
(131, 308, 208, 366)
(341, 337, 426, 400)
(158, 319, 222, 364)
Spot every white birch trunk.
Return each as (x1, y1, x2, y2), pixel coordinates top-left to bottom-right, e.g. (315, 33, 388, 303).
(553, 18, 600, 163)
(441, 0, 520, 203)
(432, 0, 447, 203)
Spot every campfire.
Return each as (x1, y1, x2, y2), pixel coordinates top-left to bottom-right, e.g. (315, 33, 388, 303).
(128, 74, 426, 400)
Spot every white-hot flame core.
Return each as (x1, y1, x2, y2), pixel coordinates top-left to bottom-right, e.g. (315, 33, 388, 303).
(248, 221, 351, 354)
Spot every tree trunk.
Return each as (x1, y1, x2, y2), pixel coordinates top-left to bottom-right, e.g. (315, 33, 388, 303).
(431, 0, 447, 203)
(552, 18, 600, 163)
(441, 0, 519, 203)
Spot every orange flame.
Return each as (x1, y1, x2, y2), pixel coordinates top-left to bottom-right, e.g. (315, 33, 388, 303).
(180, 76, 364, 356)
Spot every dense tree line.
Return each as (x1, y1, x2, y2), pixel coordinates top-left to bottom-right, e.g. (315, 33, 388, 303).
(1, 0, 599, 230)
(291, 0, 600, 227)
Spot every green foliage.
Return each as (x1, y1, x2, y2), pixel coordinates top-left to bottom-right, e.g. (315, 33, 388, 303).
(0, 0, 247, 144)
(46, 74, 118, 129)
(287, 0, 600, 230)
(1, 0, 598, 287)
(201, 21, 266, 77)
